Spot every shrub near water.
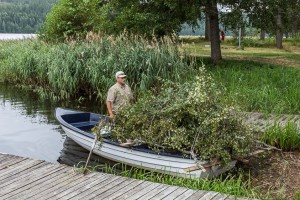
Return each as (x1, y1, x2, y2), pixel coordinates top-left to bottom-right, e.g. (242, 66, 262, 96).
(0, 34, 192, 102)
(112, 67, 255, 163)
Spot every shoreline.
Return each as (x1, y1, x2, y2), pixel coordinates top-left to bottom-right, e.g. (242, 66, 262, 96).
(0, 33, 37, 40)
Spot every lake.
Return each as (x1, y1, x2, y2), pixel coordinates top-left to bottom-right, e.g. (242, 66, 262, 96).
(0, 33, 37, 40)
(0, 83, 105, 166)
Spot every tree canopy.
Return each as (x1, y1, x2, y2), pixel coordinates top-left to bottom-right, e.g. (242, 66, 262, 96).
(0, 0, 55, 33)
(40, 0, 300, 61)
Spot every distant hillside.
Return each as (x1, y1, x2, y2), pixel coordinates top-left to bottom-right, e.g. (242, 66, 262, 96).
(0, 0, 56, 33)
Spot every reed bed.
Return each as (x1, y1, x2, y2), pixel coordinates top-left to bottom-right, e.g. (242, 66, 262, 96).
(0, 34, 194, 104)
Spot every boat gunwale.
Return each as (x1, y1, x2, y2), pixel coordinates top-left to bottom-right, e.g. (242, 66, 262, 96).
(55, 107, 192, 159)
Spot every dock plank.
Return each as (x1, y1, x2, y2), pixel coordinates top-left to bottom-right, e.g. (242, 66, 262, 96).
(59, 173, 112, 200)
(117, 182, 161, 200)
(0, 157, 28, 170)
(55, 173, 109, 199)
(174, 189, 196, 200)
(159, 187, 188, 200)
(211, 193, 228, 200)
(0, 161, 47, 185)
(0, 159, 42, 177)
(4, 167, 71, 199)
(103, 179, 145, 200)
(114, 181, 152, 200)
(89, 177, 137, 200)
(187, 190, 208, 200)
(199, 191, 219, 199)
(79, 176, 129, 200)
(34, 172, 99, 200)
(0, 156, 25, 164)
(0, 153, 253, 200)
(29, 172, 97, 200)
(11, 168, 77, 199)
(0, 164, 65, 198)
(149, 185, 179, 200)
(132, 183, 170, 200)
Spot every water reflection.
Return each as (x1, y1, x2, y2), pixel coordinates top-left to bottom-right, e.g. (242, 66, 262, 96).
(0, 84, 64, 162)
(58, 137, 110, 167)
(0, 83, 105, 164)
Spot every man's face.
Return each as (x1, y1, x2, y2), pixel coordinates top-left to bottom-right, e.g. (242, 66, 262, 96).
(117, 76, 126, 85)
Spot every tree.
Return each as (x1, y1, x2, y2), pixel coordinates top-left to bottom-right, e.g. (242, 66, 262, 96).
(0, 0, 55, 33)
(248, 0, 300, 48)
(40, 0, 101, 41)
(100, 0, 224, 63)
(205, 0, 222, 62)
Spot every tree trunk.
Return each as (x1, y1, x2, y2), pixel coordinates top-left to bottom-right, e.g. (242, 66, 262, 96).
(205, 9, 210, 41)
(206, 0, 222, 63)
(260, 30, 265, 40)
(276, 8, 283, 49)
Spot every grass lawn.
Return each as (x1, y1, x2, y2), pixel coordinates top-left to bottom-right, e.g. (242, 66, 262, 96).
(180, 36, 300, 68)
(180, 36, 300, 115)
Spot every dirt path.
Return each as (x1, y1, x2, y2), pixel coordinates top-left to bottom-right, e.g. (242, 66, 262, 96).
(241, 112, 300, 200)
(243, 151, 300, 200)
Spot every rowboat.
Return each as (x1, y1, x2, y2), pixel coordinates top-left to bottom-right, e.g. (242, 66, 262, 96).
(55, 107, 236, 178)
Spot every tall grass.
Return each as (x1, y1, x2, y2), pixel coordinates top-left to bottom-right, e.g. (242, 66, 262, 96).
(0, 34, 194, 103)
(262, 121, 300, 151)
(81, 163, 260, 199)
(204, 59, 300, 114)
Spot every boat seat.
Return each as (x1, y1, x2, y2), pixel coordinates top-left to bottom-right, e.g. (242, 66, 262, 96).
(70, 121, 98, 130)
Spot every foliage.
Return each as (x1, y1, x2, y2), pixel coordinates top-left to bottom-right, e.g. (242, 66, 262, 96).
(97, 0, 202, 38)
(262, 121, 300, 151)
(40, 0, 101, 41)
(0, 34, 193, 105)
(248, 0, 300, 36)
(0, 0, 55, 33)
(111, 67, 255, 163)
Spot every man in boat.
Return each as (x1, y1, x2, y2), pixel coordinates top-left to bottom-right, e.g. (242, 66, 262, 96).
(106, 71, 133, 120)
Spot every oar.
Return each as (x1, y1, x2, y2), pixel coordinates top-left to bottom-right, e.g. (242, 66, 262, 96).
(83, 120, 104, 175)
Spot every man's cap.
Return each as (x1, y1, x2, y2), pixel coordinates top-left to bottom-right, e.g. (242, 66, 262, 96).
(115, 71, 127, 78)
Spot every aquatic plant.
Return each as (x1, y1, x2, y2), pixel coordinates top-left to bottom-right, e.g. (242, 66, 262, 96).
(0, 33, 193, 104)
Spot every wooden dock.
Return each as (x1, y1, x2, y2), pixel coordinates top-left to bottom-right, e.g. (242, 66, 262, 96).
(0, 153, 252, 200)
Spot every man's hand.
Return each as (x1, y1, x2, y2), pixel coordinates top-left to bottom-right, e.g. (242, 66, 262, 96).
(109, 113, 114, 120)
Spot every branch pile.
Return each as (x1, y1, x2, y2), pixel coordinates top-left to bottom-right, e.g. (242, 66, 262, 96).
(111, 67, 256, 163)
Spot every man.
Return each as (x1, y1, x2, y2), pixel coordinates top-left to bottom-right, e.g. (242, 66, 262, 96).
(221, 30, 225, 41)
(106, 71, 133, 120)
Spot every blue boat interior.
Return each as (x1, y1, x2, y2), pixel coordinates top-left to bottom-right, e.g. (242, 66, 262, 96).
(58, 109, 188, 158)
(61, 112, 108, 131)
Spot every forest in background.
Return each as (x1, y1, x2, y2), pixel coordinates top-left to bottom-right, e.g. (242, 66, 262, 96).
(0, 0, 56, 33)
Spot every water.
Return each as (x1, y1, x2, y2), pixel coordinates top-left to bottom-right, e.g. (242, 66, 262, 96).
(0, 83, 104, 166)
(0, 33, 37, 40)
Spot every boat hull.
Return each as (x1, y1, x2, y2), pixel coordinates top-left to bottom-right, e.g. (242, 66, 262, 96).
(56, 108, 236, 178)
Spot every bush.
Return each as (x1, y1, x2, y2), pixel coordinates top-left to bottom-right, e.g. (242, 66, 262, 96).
(40, 0, 101, 42)
(111, 67, 255, 163)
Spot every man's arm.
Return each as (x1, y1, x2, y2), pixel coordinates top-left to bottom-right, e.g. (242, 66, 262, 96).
(106, 101, 114, 119)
